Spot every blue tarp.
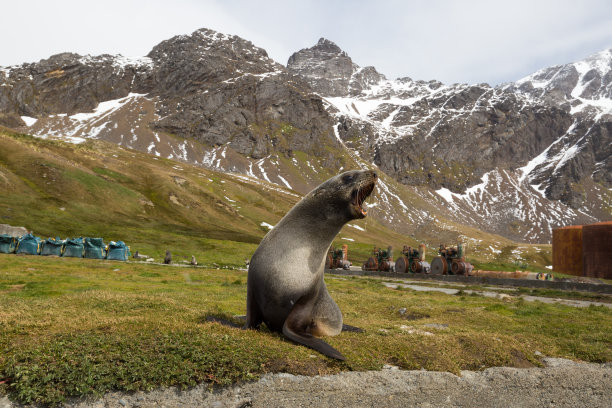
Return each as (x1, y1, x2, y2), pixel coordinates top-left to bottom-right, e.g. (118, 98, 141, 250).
(0, 234, 17, 254)
(63, 237, 84, 258)
(16, 233, 42, 255)
(41, 237, 64, 256)
(84, 237, 106, 259)
(106, 241, 130, 261)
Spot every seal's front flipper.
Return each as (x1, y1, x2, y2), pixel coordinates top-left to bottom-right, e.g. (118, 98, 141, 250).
(342, 324, 364, 333)
(282, 321, 346, 361)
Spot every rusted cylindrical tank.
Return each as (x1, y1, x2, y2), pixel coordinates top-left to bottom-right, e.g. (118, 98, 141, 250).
(552, 225, 583, 276)
(470, 270, 533, 279)
(451, 260, 473, 275)
(582, 221, 612, 279)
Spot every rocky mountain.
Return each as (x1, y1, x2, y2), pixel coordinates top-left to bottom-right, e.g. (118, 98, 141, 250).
(0, 29, 346, 193)
(0, 29, 610, 245)
(288, 39, 611, 242)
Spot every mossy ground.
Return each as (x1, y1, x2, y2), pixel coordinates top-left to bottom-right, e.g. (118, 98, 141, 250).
(1, 255, 610, 405)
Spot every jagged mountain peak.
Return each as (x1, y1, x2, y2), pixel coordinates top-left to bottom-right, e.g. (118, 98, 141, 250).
(313, 37, 347, 55)
(287, 38, 385, 97)
(518, 48, 612, 86)
(148, 28, 270, 62)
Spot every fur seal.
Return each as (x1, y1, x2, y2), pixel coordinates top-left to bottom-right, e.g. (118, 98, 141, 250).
(246, 170, 377, 360)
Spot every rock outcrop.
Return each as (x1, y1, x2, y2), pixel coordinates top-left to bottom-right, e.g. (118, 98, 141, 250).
(0, 29, 339, 165)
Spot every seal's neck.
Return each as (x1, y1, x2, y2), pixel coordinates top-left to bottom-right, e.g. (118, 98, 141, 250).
(281, 202, 347, 252)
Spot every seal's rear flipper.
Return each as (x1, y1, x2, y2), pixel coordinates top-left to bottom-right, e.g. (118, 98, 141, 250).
(282, 295, 346, 361)
(282, 323, 346, 361)
(342, 324, 364, 333)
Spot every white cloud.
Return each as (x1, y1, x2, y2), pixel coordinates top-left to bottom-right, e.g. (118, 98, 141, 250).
(1, 0, 611, 85)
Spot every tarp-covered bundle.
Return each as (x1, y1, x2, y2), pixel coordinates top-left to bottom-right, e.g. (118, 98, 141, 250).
(0, 234, 17, 254)
(41, 237, 64, 256)
(84, 237, 106, 259)
(16, 233, 42, 255)
(106, 241, 130, 261)
(63, 237, 84, 258)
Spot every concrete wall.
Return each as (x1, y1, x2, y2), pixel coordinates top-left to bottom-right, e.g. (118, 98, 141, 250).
(0, 224, 29, 237)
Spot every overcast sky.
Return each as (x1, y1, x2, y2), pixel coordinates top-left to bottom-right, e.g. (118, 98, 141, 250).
(2, 0, 612, 85)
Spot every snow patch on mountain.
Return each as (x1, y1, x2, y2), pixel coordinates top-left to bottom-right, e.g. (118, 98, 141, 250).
(70, 93, 146, 125)
(20, 116, 38, 127)
(513, 48, 612, 121)
(431, 168, 596, 242)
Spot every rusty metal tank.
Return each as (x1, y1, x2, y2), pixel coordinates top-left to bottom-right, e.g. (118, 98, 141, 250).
(582, 221, 612, 279)
(395, 244, 430, 274)
(431, 243, 472, 275)
(552, 225, 583, 276)
(362, 246, 394, 272)
(326, 244, 351, 270)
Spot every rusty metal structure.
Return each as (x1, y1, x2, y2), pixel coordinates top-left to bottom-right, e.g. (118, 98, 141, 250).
(326, 244, 351, 270)
(430, 243, 473, 275)
(362, 246, 394, 272)
(582, 221, 612, 279)
(552, 225, 583, 276)
(552, 222, 611, 279)
(395, 244, 430, 274)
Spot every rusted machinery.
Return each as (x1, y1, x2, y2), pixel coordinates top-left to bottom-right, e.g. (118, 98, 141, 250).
(362, 246, 395, 272)
(326, 244, 351, 270)
(430, 243, 473, 275)
(395, 244, 431, 274)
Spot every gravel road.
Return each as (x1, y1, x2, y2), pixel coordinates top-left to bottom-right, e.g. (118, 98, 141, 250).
(2, 357, 609, 408)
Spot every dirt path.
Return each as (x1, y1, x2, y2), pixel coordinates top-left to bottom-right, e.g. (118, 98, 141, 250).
(2, 358, 609, 408)
(382, 281, 612, 308)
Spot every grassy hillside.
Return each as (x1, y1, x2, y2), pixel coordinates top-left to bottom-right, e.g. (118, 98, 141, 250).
(0, 129, 422, 266)
(0, 129, 554, 270)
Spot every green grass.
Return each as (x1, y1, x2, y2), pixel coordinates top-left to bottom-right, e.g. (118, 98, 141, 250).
(1, 255, 610, 405)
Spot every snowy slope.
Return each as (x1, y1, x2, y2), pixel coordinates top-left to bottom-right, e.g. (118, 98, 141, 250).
(511, 48, 612, 122)
(291, 40, 610, 243)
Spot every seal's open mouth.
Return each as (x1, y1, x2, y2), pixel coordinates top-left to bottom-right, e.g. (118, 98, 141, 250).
(352, 181, 376, 217)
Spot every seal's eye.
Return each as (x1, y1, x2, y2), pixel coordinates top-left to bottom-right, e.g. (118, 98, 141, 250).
(343, 174, 354, 183)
